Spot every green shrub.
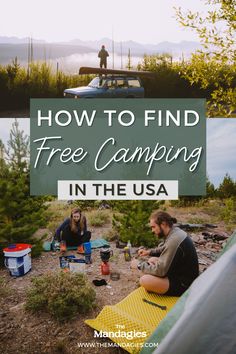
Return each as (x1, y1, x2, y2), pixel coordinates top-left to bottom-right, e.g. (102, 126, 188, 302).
(170, 196, 203, 207)
(46, 202, 71, 233)
(0, 61, 92, 111)
(25, 272, 96, 322)
(220, 198, 236, 226)
(87, 210, 111, 227)
(138, 54, 210, 99)
(201, 200, 222, 216)
(217, 174, 236, 199)
(112, 201, 163, 247)
(31, 238, 45, 258)
(103, 229, 117, 241)
(74, 200, 96, 210)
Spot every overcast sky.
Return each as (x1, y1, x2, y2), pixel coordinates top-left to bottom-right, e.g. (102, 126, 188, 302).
(207, 119, 236, 186)
(0, 118, 235, 188)
(0, 0, 209, 43)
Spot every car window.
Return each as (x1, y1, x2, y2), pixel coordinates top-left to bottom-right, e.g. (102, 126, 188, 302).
(116, 79, 128, 88)
(106, 79, 116, 88)
(88, 77, 106, 88)
(128, 79, 141, 88)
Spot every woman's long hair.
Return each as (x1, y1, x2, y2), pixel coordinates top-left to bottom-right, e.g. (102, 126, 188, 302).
(70, 207, 86, 233)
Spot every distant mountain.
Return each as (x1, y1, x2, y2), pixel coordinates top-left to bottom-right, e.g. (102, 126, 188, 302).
(0, 36, 201, 67)
(68, 37, 145, 51)
(67, 38, 201, 55)
(155, 40, 202, 52)
(0, 43, 95, 65)
(0, 36, 46, 44)
(67, 37, 201, 56)
(0, 35, 201, 55)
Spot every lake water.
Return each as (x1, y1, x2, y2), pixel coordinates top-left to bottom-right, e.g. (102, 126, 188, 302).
(50, 52, 145, 74)
(3, 49, 185, 75)
(15, 52, 145, 74)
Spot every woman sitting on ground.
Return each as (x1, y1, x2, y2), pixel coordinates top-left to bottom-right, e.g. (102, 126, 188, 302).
(55, 207, 91, 247)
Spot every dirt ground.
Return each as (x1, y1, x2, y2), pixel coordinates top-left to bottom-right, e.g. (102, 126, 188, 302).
(0, 207, 230, 354)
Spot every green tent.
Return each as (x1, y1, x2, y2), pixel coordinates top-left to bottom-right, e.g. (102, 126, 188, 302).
(141, 231, 236, 354)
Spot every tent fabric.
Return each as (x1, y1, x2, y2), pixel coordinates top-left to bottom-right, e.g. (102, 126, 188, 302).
(141, 239, 236, 354)
(218, 229, 236, 257)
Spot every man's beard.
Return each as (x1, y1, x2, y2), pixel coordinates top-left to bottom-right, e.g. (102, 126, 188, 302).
(158, 226, 165, 238)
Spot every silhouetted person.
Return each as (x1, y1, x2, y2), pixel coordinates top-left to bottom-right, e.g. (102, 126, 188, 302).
(98, 45, 109, 68)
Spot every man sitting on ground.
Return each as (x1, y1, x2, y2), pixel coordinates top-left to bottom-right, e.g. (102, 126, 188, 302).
(131, 211, 199, 296)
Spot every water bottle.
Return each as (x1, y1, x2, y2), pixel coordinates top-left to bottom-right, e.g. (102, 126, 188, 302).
(83, 242, 92, 264)
(127, 240, 132, 255)
(124, 246, 131, 261)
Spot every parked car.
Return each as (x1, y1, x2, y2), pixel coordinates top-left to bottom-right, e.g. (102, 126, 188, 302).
(64, 75, 145, 98)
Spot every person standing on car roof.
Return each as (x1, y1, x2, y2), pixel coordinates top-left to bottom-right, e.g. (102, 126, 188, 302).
(98, 45, 109, 68)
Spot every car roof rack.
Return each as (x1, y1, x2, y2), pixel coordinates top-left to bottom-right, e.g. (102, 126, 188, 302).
(79, 66, 155, 78)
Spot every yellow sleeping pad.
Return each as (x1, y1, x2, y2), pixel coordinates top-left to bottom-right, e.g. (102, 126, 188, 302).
(85, 286, 179, 353)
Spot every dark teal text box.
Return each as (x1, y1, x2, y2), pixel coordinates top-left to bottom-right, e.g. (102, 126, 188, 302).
(30, 98, 206, 196)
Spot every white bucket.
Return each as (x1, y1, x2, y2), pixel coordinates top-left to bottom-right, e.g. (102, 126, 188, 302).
(3, 244, 32, 277)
